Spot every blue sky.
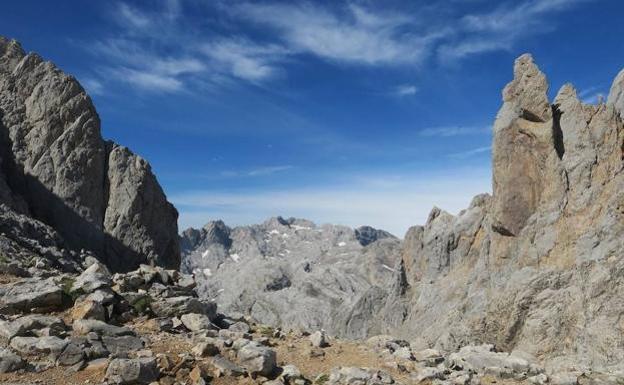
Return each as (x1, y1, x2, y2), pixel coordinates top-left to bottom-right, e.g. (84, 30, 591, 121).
(2, 0, 623, 236)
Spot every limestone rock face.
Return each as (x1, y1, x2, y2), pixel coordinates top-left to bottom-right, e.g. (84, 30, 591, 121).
(338, 54, 624, 372)
(491, 54, 566, 237)
(181, 217, 400, 334)
(0, 36, 179, 271)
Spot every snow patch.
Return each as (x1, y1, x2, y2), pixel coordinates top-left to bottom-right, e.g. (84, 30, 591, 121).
(269, 229, 280, 235)
(338, 242, 347, 247)
(203, 268, 212, 277)
(382, 264, 395, 272)
(201, 250, 210, 259)
(230, 253, 240, 262)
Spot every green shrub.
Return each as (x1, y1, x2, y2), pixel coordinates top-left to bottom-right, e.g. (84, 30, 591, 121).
(314, 374, 329, 384)
(132, 295, 152, 314)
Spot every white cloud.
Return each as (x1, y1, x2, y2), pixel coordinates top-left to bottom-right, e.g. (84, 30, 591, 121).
(393, 84, 418, 97)
(172, 167, 492, 237)
(90, 39, 206, 92)
(220, 165, 294, 178)
(578, 85, 607, 104)
(439, 0, 587, 62)
(118, 3, 152, 29)
(233, 2, 443, 66)
(81, 77, 104, 95)
(199, 38, 290, 82)
(419, 125, 490, 137)
(449, 146, 492, 159)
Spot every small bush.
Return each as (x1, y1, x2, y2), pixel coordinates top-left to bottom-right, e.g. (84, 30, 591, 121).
(314, 374, 329, 384)
(132, 295, 152, 314)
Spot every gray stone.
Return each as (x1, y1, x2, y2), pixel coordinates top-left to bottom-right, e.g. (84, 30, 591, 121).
(72, 319, 135, 337)
(105, 357, 159, 384)
(210, 355, 246, 377)
(102, 335, 145, 356)
(228, 321, 250, 334)
(10, 336, 68, 357)
(57, 343, 85, 366)
(180, 313, 213, 332)
(0, 314, 65, 340)
(71, 262, 111, 294)
(151, 296, 216, 319)
(0, 277, 64, 314)
(236, 342, 277, 377)
(448, 345, 533, 374)
(309, 330, 329, 348)
(0, 347, 24, 373)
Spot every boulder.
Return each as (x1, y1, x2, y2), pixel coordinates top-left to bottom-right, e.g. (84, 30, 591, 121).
(180, 313, 213, 332)
(10, 336, 68, 357)
(0, 347, 24, 373)
(151, 296, 216, 319)
(71, 262, 111, 294)
(102, 335, 145, 356)
(0, 314, 65, 340)
(56, 343, 85, 366)
(105, 357, 160, 384)
(71, 298, 106, 321)
(0, 277, 64, 314)
(210, 355, 246, 377)
(73, 319, 135, 337)
(237, 342, 277, 377)
(448, 345, 536, 375)
(309, 330, 329, 348)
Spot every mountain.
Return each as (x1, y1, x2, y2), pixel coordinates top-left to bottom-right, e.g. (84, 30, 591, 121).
(340, 54, 624, 370)
(180, 216, 400, 333)
(0, 36, 179, 272)
(183, 54, 624, 372)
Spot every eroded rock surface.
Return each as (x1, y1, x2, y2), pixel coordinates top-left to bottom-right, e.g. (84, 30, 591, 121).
(0, 36, 178, 271)
(181, 216, 400, 334)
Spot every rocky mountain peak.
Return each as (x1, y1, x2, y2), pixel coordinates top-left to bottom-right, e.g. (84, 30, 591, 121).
(0, 36, 179, 271)
(499, 53, 552, 126)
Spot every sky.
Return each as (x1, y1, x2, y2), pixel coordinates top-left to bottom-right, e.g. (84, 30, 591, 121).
(2, 0, 623, 237)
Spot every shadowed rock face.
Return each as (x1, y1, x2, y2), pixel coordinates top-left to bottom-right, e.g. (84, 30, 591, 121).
(0, 36, 179, 271)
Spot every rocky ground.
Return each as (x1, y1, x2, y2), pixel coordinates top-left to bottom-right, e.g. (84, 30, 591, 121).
(1, 260, 617, 385)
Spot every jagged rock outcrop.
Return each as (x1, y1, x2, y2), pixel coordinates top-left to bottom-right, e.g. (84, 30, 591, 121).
(0, 36, 179, 271)
(181, 217, 400, 334)
(338, 54, 624, 373)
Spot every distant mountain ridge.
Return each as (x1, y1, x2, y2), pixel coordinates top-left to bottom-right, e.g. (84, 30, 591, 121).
(180, 216, 400, 333)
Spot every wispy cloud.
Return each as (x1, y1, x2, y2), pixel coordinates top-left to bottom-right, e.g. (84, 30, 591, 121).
(439, 0, 587, 62)
(419, 125, 490, 137)
(448, 146, 492, 159)
(579, 85, 607, 104)
(117, 3, 152, 29)
(90, 39, 206, 92)
(393, 84, 418, 97)
(220, 165, 294, 178)
(172, 167, 492, 236)
(84, 0, 592, 93)
(233, 2, 444, 66)
(81, 77, 104, 95)
(199, 38, 290, 82)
